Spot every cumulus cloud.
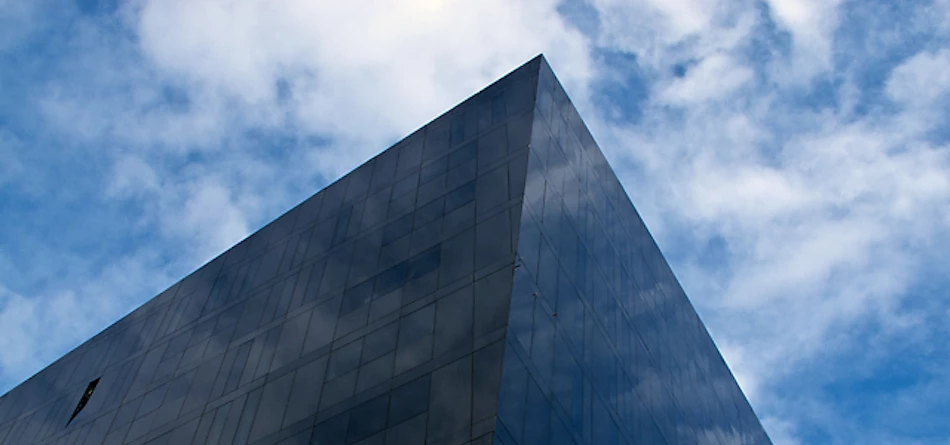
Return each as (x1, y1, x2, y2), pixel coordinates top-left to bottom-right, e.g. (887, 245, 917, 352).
(657, 53, 755, 105)
(131, 0, 592, 177)
(886, 49, 950, 109)
(0, 287, 79, 374)
(106, 154, 161, 198)
(607, 53, 950, 393)
(764, 0, 843, 77)
(171, 178, 251, 260)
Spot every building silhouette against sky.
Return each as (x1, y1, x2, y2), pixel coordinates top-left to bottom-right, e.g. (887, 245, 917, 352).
(0, 56, 771, 445)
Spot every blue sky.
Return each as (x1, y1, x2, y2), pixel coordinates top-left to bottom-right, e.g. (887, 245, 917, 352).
(1, 0, 949, 444)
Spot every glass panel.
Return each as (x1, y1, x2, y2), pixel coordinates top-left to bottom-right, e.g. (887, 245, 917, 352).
(394, 334, 433, 376)
(434, 287, 474, 357)
(302, 296, 342, 355)
(247, 372, 294, 443)
(427, 355, 472, 441)
(473, 266, 514, 339)
(475, 209, 513, 271)
(446, 158, 477, 191)
(472, 340, 506, 422)
(445, 181, 476, 214)
(476, 164, 509, 217)
(399, 304, 435, 344)
(268, 311, 310, 372)
(362, 322, 398, 364)
(311, 412, 348, 445)
(496, 348, 528, 443)
(438, 228, 475, 287)
(347, 394, 389, 443)
(449, 141, 477, 169)
(523, 377, 551, 444)
(318, 371, 357, 411)
(283, 356, 329, 427)
(385, 413, 427, 445)
(477, 125, 508, 170)
(326, 339, 363, 380)
(389, 375, 430, 426)
(356, 352, 394, 393)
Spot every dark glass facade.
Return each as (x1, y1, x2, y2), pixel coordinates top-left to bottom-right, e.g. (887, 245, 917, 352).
(0, 56, 770, 445)
(493, 60, 771, 445)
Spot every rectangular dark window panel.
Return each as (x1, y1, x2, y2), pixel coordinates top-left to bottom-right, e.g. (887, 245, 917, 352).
(388, 375, 430, 426)
(406, 245, 441, 281)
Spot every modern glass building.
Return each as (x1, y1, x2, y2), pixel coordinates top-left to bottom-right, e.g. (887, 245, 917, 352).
(0, 56, 771, 445)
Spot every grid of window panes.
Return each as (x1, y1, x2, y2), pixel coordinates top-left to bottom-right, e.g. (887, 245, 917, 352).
(0, 58, 543, 445)
(493, 60, 772, 445)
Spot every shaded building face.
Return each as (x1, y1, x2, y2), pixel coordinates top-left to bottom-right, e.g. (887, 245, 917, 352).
(0, 56, 770, 445)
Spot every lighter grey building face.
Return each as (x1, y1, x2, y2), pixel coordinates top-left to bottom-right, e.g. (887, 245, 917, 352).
(0, 56, 770, 445)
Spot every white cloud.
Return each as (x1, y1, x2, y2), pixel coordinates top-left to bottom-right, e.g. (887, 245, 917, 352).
(589, 0, 762, 97)
(764, 0, 844, 81)
(106, 154, 161, 198)
(134, 0, 592, 178)
(686, 164, 812, 224)
(0, 287, 82, 375)
(170, 178, 251, 261)
(717, 340, 762, 402)
(886, 49, 950, 109)
(760, 416, 802, 445)
(613, 93, 950, 376)
(658, 53, 755, 104)
(935, 0, 950, 34)
(592, 0, 757, 53)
